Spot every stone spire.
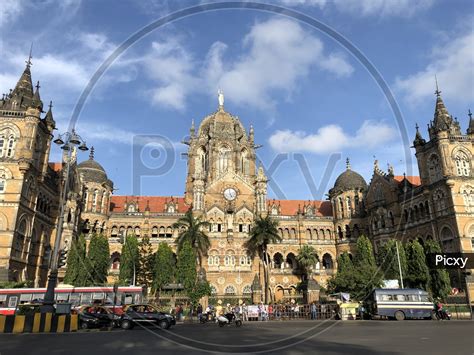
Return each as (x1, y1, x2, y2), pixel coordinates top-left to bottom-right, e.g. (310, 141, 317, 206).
(249, 124, 254, 143)
(4, 55, 34, 110)
(31, 80, 43, 111)
(44, 100, 55, 129)
(430, 78, 461, 136)
(413, 123, 425, 146)
(467, 109, 474, 135)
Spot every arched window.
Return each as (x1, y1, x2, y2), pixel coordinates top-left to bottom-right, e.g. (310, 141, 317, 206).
(242, 285, 252, 294)
(241, 149, 249, 175)
(92, 190, 98, 212)
(167, 204, 175, 213)
(338, 197, 344, 217)
(218, 146, 231, 174)
(440, 226, 455, 252)
(13, 219, 27, 258)
(461, 185, 474, 212)
(428, 154, 442, 182)
(0, 129, 16, 158)
(225, 285, 236, 295)
(305, 228, 312, 239)
(346, 197, 352, 217)
(454, 151, 470, 177)
(271, 205, 278, 215)
(322, 253, 333, 269)
(273, 253, 283, 269)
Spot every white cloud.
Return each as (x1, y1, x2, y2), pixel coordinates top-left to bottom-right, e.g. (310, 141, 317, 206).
(268, 120, 397, 154)
(395, 31, 474, 105)
(277, 0, 434, 17)
(145, 39, 198, 111)
(204, 18, 353, 111)
(0, 0, 23, 29)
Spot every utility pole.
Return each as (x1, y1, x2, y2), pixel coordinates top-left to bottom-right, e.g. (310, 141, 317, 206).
(395, 241, 404, 289)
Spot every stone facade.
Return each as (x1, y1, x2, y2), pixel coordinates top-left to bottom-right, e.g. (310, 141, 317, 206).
(1, 62, 473, 301)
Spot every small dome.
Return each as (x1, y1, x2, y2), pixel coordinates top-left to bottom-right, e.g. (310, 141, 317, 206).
(77, 147, 112, 187)
(331, 159, 367, 194)
(333, 170, 367, 192)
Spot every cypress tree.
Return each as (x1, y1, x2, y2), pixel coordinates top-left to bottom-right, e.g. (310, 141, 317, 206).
(137, 235, 154, 290)
(176, 241, 211, 306)
(119, 234, 139, 286)
(424, 239, 451, 299)
(87, 234, 110, 285)
(152, 242, 176, 297)
(405, 240, 430, 290)
(64, 234, 89, 286)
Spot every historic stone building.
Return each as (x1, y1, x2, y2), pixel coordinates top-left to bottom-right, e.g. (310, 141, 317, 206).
(1, 61, 473, 301)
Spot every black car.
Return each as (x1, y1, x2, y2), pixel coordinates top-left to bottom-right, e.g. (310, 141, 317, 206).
(79, 306, 119, 330)
(120, 304, 176, 330)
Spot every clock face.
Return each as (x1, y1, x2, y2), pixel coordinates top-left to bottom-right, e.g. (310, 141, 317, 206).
(223, 188, 237, 201)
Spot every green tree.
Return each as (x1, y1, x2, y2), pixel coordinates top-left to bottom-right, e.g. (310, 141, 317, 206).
(119, 234, 139, 286)
(424, 239, 451, 299)
(137, 235, 154, 290)
(405, 240, 430, 290)
(64, 234, 89, 286)
(377, 239, 407, 283)
(87, 234, 110, 285)
(152, 243, 176, 297)
(353, 236, 382, 297)
(328, 236, 382, 300)
(173, 208, 210, 267)
(177, 241, 211, 306)
(296, 245, 319, 282)
(244, 214, 281, 303)
(327, 252, 358, 295)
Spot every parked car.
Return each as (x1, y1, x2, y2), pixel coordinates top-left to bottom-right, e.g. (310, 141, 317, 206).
(79, 305, 120, 330)
(120, 304, 176, 330)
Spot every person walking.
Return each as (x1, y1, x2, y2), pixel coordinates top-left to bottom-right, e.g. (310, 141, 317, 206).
(311, 302, 317, 320)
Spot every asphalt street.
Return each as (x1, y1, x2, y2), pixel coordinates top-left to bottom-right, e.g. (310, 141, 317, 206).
(0, 320, 472, 355)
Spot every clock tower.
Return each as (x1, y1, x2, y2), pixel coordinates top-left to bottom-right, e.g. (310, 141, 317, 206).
(184, 92, 266, 239)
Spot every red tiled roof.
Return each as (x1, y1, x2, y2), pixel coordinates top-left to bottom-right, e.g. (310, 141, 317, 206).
(110, 196, 189, 213)
(48, 162, 63, 172)
(268, 199, 333, 217)
(394, 175, 421, 187)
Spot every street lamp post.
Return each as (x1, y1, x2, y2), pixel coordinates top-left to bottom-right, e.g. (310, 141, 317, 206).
(41, 130, 88, 313)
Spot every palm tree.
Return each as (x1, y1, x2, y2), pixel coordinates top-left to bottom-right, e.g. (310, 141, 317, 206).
(173, 208, 210, 268)
(296, 245, 319, 282)
(244, 214, 281, 303)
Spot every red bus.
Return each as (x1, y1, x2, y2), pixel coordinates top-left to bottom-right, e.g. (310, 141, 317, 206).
(0, 286, 143, 315)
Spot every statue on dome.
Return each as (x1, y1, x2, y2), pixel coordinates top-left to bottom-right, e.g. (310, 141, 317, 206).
(218, 89, 224, 107)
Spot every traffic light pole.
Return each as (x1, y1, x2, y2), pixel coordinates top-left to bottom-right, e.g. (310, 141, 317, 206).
(41, 151, 71, 313)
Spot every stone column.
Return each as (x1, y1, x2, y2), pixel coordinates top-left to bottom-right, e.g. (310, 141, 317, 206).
(304, 278, 320, 304)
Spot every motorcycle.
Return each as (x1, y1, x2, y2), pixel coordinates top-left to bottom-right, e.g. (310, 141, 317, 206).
(433, 309, 451, 320)
(200, 311, 215, 324)
(217, 312, 242, 327)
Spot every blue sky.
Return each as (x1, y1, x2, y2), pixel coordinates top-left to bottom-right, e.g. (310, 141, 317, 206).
(1, 0, 473, 200)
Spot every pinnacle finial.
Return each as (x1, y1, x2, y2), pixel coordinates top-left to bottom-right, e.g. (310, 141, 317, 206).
(346, 157, 351, 170)
(89, 146, 95, 160)
(469, 109, 472, 120)
(25, 43, 33, 68)
(35, 81, 40, 90)
(49, 100, 53, 110)
(434, 75, 441, 97)
(415, 123, 419, 132)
